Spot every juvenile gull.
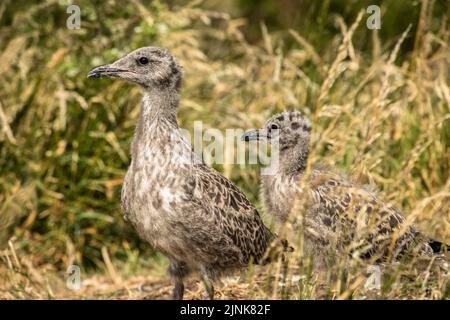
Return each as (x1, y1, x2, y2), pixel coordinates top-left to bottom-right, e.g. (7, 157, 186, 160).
(242, 111, 448, 267)
(88, 47, 278, 300)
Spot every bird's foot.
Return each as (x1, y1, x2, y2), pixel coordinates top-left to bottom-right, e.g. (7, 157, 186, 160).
(172, 280, 184, 300)
(201, 288, 214, 300)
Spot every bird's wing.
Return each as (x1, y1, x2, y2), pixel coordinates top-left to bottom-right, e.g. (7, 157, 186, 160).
(307, 171, 425, 259)
(182, 163, 275, 266)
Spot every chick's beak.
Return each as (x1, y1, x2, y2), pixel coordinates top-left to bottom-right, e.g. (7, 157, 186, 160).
(87, 64, 126, 78)
(241, 129, 265, 142)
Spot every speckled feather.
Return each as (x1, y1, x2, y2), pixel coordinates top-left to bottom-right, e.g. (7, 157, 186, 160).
(121, 112, 274, 274)
(90, 47, 275, 299)
(252, 111, 446, 266)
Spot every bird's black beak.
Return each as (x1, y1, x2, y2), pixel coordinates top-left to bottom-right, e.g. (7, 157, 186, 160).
(87, 64, 126, 78)
(241, 129, 265, 142)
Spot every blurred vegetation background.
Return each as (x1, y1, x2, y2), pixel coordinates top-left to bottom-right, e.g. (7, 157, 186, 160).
(0, 0, 449, 298)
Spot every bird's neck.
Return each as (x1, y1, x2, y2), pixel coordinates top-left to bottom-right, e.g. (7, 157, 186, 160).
(261, 144, 309, 196)
(139, 88, 179, 128)
(132, 87, 181, 155)
(261, 144, 309, 224)
(277, 144, 309, 176)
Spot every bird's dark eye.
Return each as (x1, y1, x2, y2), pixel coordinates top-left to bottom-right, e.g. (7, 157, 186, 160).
(138, 57, 149, 65)
(270, 124, 279, 130)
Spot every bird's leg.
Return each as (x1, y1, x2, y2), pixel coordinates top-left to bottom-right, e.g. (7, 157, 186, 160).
(200, 273, 215, 300)
(169, 260, 188, 300)
(173, 277, 184, 300)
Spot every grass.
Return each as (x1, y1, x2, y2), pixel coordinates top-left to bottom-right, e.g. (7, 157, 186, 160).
(0, 0, 449, 299)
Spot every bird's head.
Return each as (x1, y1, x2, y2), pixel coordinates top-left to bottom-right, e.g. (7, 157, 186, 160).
(88, 46, 182, 91)
(242, 111, 312, 151)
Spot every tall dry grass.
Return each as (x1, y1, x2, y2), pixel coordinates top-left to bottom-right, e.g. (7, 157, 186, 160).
(0, 0, 449, 299)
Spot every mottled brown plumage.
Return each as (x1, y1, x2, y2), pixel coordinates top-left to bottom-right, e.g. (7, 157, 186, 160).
(243, 111, 448, 267)
(88, 47, 274, 299)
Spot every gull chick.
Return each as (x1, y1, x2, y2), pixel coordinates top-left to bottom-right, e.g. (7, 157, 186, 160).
(242, 111, 448, 267)
(88, 47, 277, 299)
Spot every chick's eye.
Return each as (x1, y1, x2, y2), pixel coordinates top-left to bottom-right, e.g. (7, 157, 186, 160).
(138, 57, 149, 65)
(270, 124, 279, 130)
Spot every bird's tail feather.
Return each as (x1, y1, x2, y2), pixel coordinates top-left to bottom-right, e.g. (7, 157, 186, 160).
(428, 239, 450, 253)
